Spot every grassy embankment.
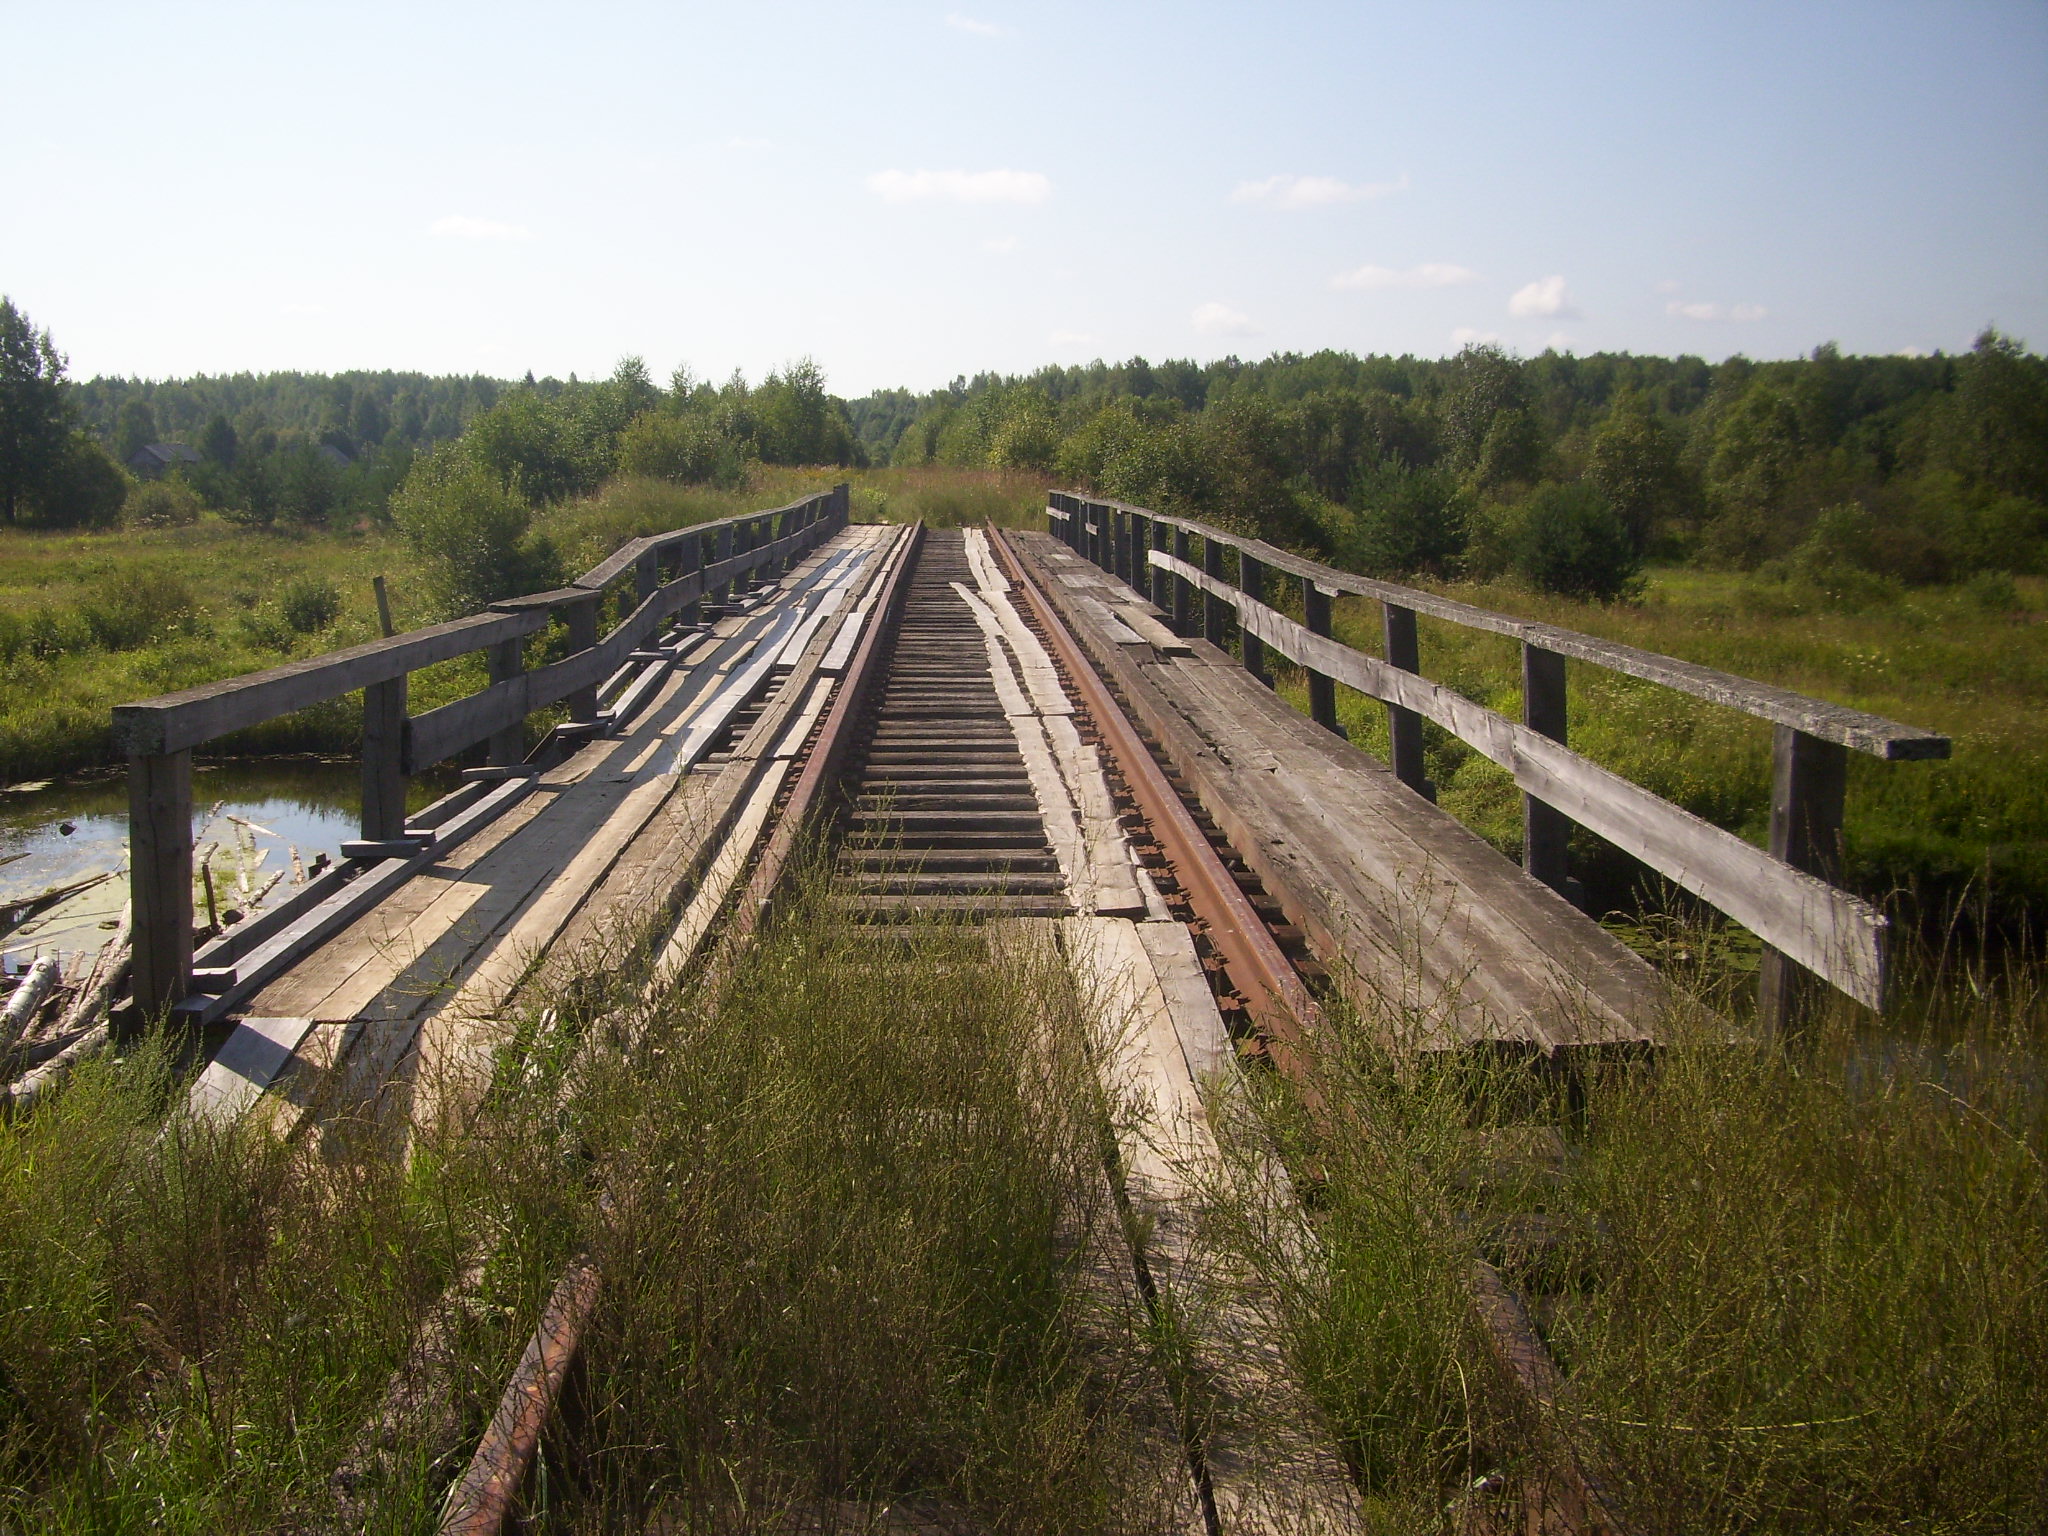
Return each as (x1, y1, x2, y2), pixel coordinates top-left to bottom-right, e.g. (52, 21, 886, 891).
(0, 889, 1188, 1531)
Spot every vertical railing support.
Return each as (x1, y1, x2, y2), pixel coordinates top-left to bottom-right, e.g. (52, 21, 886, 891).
(1383, 603, 1434, 800)
(1130, 511, 1150, 596)
(1170, 526, 1193, 635)
(1759, 726, 1850, 1035)
(362, 674, 408, 841)
(128, 749, 193, 1019)
(1149, 517, 1172, 612)
(487, 636, 526, 766)
(565, 593, 601, 726)
(1303, 577, 1341, 736)
(1521, 643, 1577, 902)
(713, 524, 735, 609)
(1239, 551, 1271, 688)
(635, 549, 661, 609)
(1202, 534, 1228, 647)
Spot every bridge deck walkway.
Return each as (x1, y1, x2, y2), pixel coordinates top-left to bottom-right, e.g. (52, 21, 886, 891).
(194, 524, 905, 1137)
(1010, 530, 1665, 1057)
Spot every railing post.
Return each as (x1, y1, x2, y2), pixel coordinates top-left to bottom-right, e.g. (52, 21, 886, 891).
(1383, 603, 1434, 800)
(487, 636, 526, 766)
(713, 523, 735, 608)
(635, 549, 660, 609)
(678, 532, 703, 627)
(1239, 551, 1271, 688)
(1759, 726, 1850, 1036)
(1170, 526, 1193, 635)
(1303, 577, 1341, 736)
(1150, 517, 1172, 612)
(128, 748, 193, 1019)
(1522, 643, 1577, 902)
(565, 593, 601, 726)
(1202, 534, 1229, 647)
(1129, 511, 1150, 594)
(362, 674, 408, 841)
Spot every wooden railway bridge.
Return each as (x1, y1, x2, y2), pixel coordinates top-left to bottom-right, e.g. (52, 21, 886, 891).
(57, 488, 1948, 1531)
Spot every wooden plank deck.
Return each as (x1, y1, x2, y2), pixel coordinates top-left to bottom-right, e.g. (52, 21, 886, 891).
(1012, 531, 1665, 1057)
(224, 525, 903, 1134)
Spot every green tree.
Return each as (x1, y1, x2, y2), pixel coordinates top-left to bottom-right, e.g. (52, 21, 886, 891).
(115, 398, 158, 462)
(1440, 344, 1541, 487)
(0, 297, 72, 525)
(1513, 481, 1639, 599)
(1339, 459, 1469, 577)
(199, 412, 239, 468)
(34, 435, 128, 529)
(1702, 382, 1803, 566)
(1586, 390, 1685, 552)
(391, 444, 560, 616)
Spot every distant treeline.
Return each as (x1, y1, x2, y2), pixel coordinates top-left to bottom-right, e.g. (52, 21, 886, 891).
(853, 336, 2048, 600)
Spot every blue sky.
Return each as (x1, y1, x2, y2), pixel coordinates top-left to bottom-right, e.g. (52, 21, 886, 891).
(4, 1, 2044, 394)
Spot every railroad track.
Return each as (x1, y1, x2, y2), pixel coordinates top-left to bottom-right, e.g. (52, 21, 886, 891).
(432, 526, 1636, 1535)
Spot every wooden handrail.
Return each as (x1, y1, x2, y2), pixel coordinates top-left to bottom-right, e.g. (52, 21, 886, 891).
(1047, 491, 1951, 1028)
(120, 483, 852, 1016)
(1049, 493, 1950, 761)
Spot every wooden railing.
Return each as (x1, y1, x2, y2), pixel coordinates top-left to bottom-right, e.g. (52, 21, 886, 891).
(1046, 490, 1950, 1028)
(115, 484, 851, 1015)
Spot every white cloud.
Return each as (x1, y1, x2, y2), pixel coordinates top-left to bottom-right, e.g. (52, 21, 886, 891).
(1543, 331, 1575, 352)
(867, 168, 1050, 204)
(982, 235, 1019, 254)
(1666, 299, 1768, 322)
(1508, 274, 1576, 319)
(1231, 172, 1409, 209)
(1451, 327, 1502, 348)
(946, 12, 1004, 36)
(1331, 261, 1477, 291)
(431, 214, 531, 242)
(1193, 301, 1257, 337)
(1049, 328, 1101, 350)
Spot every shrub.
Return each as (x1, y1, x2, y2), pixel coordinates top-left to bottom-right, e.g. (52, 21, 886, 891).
(123, 476, 202, 528)
(1338, 458, 1470, 578)
(1512, 480, 1640, 600)
(615, 411, 750, 490)
(279, 574, 342, 634)
(391, 444, 561, 616)
(74, 566, 199, 651)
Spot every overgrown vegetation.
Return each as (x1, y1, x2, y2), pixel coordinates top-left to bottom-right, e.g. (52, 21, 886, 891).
(1202, 940, 2047, 1533)
(0, 893, 1186, 1531)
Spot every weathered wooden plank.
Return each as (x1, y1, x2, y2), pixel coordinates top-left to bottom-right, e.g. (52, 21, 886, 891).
(128, 749, 193, 1016)
(1156, 550, 1887, 1008)
(1063, 915, 1361, 1534)
(1015, 534, 1664, 1052)
(112, 610, 547, 757)
(1139, 541, 1948, 760)
(188, 1017, 318, 1124)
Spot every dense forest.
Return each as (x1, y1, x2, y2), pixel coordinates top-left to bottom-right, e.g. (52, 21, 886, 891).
(8, 289, 2046, 613)
(854, 336, 2048, 602)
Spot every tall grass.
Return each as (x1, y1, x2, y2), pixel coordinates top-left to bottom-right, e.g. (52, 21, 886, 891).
(1199, 949, 2047, 1534)
(539, 898, 1184, 1530)
(0, 885, 1195, 1529)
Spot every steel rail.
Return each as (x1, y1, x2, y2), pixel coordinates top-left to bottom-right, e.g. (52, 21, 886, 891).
(439, 1256, 602, 1536)
(992, 525, 1638, 1536)
(987, 527, 1323, 1063)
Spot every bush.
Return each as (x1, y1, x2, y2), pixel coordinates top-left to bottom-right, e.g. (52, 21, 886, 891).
(27, 435, 127, 530)
(615, 411, 750, 489)
(391, 444, 561, 616)
(1512, 480, 1640, 600)
(123, 476, 202, 528)
(279, 574, 342, 634)
(1337, 458, 1470, 578)
(74, 567, 199, 651)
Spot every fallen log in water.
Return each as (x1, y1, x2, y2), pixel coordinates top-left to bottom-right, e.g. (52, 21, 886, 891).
(0, 956, 61, 1051)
